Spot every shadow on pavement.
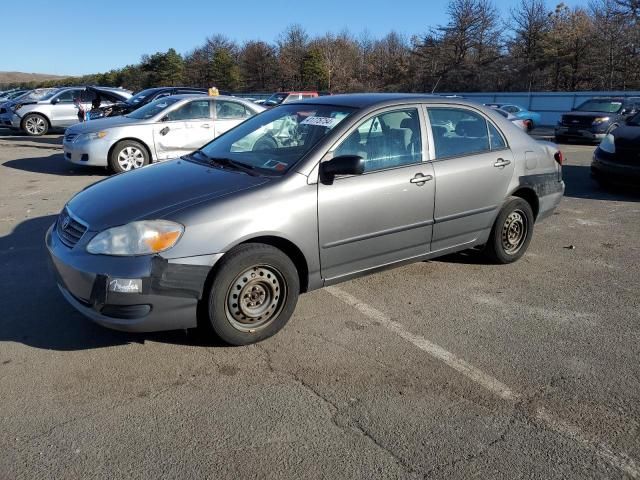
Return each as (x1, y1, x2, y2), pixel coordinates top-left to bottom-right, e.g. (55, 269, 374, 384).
(562, 164, 640, 202)
(3, 152, 109, 177)
(0, 215, 221, 351)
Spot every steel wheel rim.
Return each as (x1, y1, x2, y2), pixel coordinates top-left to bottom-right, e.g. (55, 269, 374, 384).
(117, 146, 145, 171)
(225, 265, 287, 332)
(501, 209, 527, 255)
(25, 116, 45, 135)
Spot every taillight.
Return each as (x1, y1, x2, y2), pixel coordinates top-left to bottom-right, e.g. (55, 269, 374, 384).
(554, 151, 563, 165)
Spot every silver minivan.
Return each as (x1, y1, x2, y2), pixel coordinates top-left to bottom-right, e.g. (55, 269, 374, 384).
(47, 94, 564, 345)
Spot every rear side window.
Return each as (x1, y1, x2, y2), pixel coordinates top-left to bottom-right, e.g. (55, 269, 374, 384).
(488, 122, 506, 150)
(428, 108, 490, 158)
(216, 100, 249, 119)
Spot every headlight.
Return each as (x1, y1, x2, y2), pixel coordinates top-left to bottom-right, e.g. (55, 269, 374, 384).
(78, 131, 108, 141)
(592, 117, 610, 125)
(599, 133, 616, 154)
(86, 220, 184, 256)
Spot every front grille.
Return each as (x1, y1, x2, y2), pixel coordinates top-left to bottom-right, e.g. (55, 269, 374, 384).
(56, 208, 88, 248)
(561, 115, 593, 128)
(64, 133, 78, 143)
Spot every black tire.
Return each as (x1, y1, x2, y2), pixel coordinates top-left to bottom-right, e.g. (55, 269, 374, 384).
(21, 113, 49, 136)
(109, 140, 150, 173)
(205, 243, 300, 346)
(484, 197, 535, 264)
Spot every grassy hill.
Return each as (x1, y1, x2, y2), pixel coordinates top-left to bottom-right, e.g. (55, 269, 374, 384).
(0, 71, 68, 86)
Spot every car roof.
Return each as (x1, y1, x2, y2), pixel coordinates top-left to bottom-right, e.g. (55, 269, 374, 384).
(287, 92, 473, 109)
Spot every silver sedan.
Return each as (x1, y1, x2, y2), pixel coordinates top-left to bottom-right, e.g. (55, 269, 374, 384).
(63, 95, 265, 173)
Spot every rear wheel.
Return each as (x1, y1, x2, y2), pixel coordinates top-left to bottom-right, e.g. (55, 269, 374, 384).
(22, 113, 48, 136)
(205, 243, 300, 345)
(484, 197, 534, 264)
(109, 140, 149, 173)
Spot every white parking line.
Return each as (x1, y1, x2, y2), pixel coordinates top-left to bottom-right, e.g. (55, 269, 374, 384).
(325, 286, 640, 479)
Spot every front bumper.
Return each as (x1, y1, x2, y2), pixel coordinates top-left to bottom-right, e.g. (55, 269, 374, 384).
(555, 126, 606, 141)
(591, 149, 640, 186)
(0, 112, 19, 128)
(63, 137, 112, 167)
(46, 223, 223, 332)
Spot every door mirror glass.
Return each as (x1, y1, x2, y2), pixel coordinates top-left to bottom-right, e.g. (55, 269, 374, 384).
(320, 155, 364, 184)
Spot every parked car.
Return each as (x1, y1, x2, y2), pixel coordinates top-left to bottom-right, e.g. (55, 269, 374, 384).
(555, 97, 640, 144)
(9, 86, 132, 136)
(47, 93, 564, 345)
(111, 87, 212, 116)
(263, 91, 319, 107)
(492, 108, 527, 131)
(0, 88, 58, 128)
(0, 89, 28, 102)
(485, 103, 541, 130)
(63, 94, 264, 173)
(591, 111, 640, 186)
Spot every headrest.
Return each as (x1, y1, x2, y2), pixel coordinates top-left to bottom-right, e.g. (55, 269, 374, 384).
(455, 120, 486, 137)
(400, 117, 417, 129)
(432, 126, 447, 138)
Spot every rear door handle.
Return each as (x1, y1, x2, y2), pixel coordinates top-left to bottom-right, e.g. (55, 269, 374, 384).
(410, 173, 433, 185)
(201, 124, 211, 128)
(494, 158, 511, 168)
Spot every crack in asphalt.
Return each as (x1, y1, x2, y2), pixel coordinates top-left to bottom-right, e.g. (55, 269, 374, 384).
(254, 343, 419, 477)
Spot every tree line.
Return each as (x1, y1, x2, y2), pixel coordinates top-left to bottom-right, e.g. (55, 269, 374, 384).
(5, 0, 640, 93)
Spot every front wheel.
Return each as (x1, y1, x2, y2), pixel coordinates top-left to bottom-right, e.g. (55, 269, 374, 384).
(109, 140, 149, 173)
(484, 197, 534, 264)
(205, 243, 300, 345)
(22, 113, 49, 136)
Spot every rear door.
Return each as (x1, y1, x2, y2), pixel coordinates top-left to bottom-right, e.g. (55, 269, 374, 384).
(153, 99, 214, 160)
(426, 106, 515, 252)
(213, 99, 253, 136)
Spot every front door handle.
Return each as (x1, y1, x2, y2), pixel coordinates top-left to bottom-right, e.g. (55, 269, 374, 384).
(410, 173, 433, 185)
(494, 158, 511, 168)
(201, 124, 211, 128)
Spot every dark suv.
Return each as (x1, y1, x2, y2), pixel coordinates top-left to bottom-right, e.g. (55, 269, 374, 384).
(555, 97, 640, 143)
(112, 87, 209, 115)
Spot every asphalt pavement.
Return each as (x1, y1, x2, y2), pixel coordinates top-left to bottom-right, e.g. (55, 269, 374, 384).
(0, 129, 639, 479)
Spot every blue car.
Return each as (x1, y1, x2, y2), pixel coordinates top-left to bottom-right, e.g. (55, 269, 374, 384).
(485, 104, 541, 131)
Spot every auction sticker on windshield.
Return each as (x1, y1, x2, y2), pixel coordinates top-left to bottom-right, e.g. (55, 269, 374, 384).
(300, 116, 341, 128)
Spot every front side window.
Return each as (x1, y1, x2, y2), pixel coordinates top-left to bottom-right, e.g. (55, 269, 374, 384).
(197, 104, 355, 174)
(55, 89, 81, 103)
(334, 108, 422, 173)
(216, 100, 248, 119)
(428, 108, 490, 158)
(166, 100, 211, 121)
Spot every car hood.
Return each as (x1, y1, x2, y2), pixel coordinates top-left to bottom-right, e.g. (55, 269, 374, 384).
(613, 125, 640, 146)
(67, 115, 144, 134)
(67, 159, 271, 231)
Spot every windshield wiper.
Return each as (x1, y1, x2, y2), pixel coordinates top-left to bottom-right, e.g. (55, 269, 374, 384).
(189, 151, 259, 176)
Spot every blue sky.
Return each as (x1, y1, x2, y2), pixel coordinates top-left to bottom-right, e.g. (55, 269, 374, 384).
(1, 0, 583, 76)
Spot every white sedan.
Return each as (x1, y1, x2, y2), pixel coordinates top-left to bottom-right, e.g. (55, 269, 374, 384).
(63, 95, 265, 173)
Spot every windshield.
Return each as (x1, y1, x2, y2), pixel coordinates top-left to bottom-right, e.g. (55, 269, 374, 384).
(575, 99, 623, 113)
(127, 88, 160, 106)
(264, 93, 288, 106)
(37, 89, 64, 101)
(627, 112, 640, 127)
(126, 97, 181, 120)
(197, 104, 356, 174)
(6, 90, 26, 99)
(15, 88, 57, 102)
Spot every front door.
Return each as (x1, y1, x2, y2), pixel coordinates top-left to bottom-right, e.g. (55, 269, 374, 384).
(426, 106, 515, 252)
(318, 106, 435, 281)
(51, 89, 84, 127)
(153, 99, 214, 160)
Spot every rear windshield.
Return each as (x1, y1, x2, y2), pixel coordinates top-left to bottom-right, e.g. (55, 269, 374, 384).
(575, 100, 623, 113)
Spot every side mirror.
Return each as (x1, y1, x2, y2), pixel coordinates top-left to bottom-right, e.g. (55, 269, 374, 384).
(160, 116, 169, 122)
(51, 97, 60, 105)
(320, 155, 364, 184)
